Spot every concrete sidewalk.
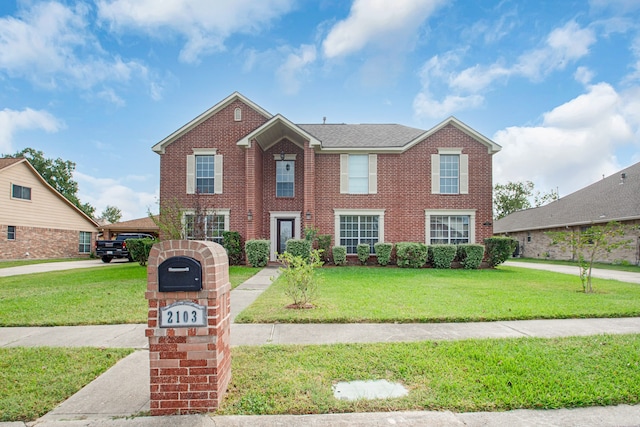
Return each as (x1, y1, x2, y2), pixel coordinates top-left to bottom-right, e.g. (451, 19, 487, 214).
(2, 262, 640, 426)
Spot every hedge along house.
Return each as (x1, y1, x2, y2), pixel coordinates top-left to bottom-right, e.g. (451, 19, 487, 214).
(494, 161, 640, 265)
(152, 92, 501, 262)
(0, 157, 99, 260)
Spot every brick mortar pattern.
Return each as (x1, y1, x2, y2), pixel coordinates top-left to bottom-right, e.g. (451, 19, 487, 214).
(0, 224, 95, 260)
(146, 240, 231, 416)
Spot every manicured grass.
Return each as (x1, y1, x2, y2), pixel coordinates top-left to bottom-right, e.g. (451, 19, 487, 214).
(235, 266, 640, 323)
(511, 257, 640, 273)
(0, 347, 133, 422)
(218, 334, 640, 415)
(0, 258, 87, 269)
(0, 264, 261, 326)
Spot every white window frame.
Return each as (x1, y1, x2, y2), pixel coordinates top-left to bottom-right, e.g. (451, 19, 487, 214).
(431, 149, 468, 195)
(334, 209, 385, 254)
(186, 149, 223, 194)
(424, 209, 476, 244)
(273, 153, 297, 198)
(340, 154, 377, 194)
(11, 183, 31, 201)
(79, 231, 92, 253)
(182, 209, 230, 244)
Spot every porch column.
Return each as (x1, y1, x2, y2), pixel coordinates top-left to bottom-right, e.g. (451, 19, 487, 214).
(245, 142, 257, 240)
(303, 139, 316, 227)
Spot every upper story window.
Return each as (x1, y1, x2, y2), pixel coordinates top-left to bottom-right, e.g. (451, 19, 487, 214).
(340, 154, 377, 194)
(431, 149, 468, 195)
(196, 155, 215, 194)
(186, 149, 223, 195)
(234, 107, 242, 121)
(11, 184, 31, 200)
(276, 160, 295, 197)
(440, 154, 459, 194)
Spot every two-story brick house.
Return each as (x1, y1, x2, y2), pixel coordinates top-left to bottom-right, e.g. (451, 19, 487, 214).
(153, 92, 501, 261)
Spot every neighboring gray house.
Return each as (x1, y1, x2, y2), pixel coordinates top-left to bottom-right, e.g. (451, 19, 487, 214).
(494, 161, 640, 265)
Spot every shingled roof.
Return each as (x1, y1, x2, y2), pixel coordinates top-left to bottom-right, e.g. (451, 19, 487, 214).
(494, 161, 640, 233)
(297, 123, 426, 148)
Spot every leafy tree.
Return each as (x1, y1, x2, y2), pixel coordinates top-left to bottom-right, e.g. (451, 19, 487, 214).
(4, 148, 96, 218)
(547, 221, 632, 293)
(493, 181, 558, 219)
(100, 205, 122, 223)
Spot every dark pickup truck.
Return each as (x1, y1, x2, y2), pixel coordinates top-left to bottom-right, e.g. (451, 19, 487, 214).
(95, 233, 155, 263)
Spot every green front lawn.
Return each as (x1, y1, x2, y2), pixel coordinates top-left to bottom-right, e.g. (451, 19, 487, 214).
(236, 266, 640, 323)
(0, 264, 261, 326)
(219, 334, 640, 415)
(0, 347, 133, 422)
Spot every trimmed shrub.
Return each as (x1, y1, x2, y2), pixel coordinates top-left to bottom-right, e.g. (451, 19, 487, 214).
(457, 244, 485, 269)
(429, 244, 457, 269)
(356, 244, 370, 265)
(126, 238, 156, 266)
(245, 239, 270, 267)
(286, 239, 311, 259)
(222, 231, 243, 265)
(374, 242, 393, 266)
(484, 237, 518, 267)
(332, 246, 347, 266)
(317, 234, 332, 262)
(396, 242, 428, 268)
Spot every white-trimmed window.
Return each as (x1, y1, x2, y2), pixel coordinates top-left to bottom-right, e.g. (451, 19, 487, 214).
(431, 149, 468, 194)
(234, 107, 242, 121)
(276, 160, 295, 197)
(186, 149, 223, 194)
(340, 154, 377, 194)
(79, 231, 91, 253)
(425, 209, 475, 244)
(11, 184, 31, 200)
(334, 209, 385, 254)
(183, 209, 230, 244)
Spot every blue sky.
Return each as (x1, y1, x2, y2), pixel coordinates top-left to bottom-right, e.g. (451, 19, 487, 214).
(1, 0, 639, 221)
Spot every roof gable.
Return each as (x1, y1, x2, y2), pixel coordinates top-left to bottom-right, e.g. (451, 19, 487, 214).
(1, 157, 99, 228)
(152, 92, 272, 154)
(237, 114, 321, 150)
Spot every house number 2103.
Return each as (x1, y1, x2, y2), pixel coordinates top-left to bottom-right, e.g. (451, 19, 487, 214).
(159, 301, 207, 328)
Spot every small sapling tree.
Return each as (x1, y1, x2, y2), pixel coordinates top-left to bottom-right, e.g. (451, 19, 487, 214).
(278, 249, 323, 308)
(547, 221, 632, 293)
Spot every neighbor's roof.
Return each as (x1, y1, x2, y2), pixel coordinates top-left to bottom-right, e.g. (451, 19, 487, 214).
(494, 161, 640, 233)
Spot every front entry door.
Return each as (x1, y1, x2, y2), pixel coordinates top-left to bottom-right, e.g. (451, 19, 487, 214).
(277, 219, 294, 255)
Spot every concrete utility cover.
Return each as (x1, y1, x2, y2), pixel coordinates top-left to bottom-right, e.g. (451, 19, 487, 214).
(332, 380, 408, 401)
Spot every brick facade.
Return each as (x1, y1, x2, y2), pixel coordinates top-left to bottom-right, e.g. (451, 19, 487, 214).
(154, 93, 499, 261)
(0, 224, 94, 260)
(146, 240, 231, 416)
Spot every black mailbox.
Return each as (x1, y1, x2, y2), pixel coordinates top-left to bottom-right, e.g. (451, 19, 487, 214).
(158, 256, 202, 292)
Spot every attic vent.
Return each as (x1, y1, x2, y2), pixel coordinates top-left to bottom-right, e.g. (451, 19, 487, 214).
(234, 107, 242, 122)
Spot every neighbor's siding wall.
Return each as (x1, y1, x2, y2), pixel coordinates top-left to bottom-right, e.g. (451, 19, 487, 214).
(0, 162, 98, 260)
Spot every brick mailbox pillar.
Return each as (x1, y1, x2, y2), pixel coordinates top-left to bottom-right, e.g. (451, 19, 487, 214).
(146, 240, 231, 416)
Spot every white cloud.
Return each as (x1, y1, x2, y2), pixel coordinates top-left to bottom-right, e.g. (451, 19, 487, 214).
(493, 82, 638, 197)
(514, 21, 596, 80)
(322, 0, 447, 58)
(414, 21, 597, 119)
(75, 171, 158, 221)
(0, 108, 64, 154)
(0, 1, 156, 101)
(97, 0, 295, 63)
(276, 44, 317, 95)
